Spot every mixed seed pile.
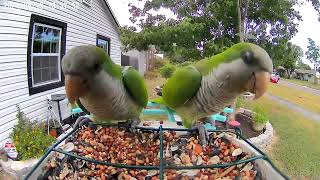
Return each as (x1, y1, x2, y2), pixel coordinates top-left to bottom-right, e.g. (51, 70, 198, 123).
(40, 125, 259, 180)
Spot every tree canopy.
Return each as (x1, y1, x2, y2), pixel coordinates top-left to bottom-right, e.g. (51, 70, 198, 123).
(266, 41, 304, 77)
(121, 0, 320, 67)
(296, 59, 311, 70)
(305, 38, 320, 71)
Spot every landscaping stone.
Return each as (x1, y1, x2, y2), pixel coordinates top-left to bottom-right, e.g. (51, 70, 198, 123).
(236, 108, 274, 152)
(0, 158, 39, 180)
(243, 109, 253, 116)
(248, 122, 274, 152)
(242, 92, 255, 100)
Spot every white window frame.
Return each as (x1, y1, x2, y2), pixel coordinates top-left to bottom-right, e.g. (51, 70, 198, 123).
(31, 23, 62, 87)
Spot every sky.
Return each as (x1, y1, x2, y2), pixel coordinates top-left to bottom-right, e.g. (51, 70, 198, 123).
(291, 2, 320, 67)
(108, 0, 320, 67)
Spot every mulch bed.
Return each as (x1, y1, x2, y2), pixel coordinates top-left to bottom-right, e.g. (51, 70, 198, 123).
(235, 113, 264, 139)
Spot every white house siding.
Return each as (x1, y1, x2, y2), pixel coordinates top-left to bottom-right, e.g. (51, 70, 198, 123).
(0, 0, 121, 144)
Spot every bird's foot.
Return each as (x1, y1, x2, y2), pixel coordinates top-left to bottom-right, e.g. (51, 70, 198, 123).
(121, 118, 144, 142)
(202, 116, 213, 125)
(73, 116, 92, 129)
(193, 121, 209, 146)
(130, 117, 141, 133)
(122, 118, 141, 133)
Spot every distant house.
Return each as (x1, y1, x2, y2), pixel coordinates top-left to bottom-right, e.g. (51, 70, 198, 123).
(155, 54, 164, 59)
(293, 69, 319, 83)
(0, 0, 121, 144)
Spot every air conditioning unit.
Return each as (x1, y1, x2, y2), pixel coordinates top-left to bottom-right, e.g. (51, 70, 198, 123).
(82, 0, 91, 7)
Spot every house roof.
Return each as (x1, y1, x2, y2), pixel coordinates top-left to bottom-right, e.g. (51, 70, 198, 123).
(103, 0, 120, 27)
(295, 69, 316, 74)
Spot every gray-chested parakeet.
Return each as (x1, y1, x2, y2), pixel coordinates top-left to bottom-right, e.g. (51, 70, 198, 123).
(152, 43, 273, 145)
(61, 45, 148, 129)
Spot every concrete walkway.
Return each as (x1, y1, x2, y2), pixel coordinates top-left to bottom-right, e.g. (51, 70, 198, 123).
(265, 93, 320, 122)
(279, 80, 320, 96)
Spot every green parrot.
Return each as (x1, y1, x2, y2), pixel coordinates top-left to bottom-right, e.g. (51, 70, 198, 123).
(61, 45, 148, 129)
(152, 42, 273, 145)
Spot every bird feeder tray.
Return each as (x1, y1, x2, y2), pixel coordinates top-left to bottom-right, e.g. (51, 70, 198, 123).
(25, 120, 289, 180)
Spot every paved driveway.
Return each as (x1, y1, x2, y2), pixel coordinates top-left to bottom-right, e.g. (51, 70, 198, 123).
(279, 80, 320, 96)
(265, 93, 320, 122)
(266, 80, 320, 122)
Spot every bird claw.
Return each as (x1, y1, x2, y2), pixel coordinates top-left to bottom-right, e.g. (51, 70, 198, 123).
(130, 117, 141, 133)
(193, 122, 209, 146)
(73, 116, 92, 129)
(121, 118, 141, 133)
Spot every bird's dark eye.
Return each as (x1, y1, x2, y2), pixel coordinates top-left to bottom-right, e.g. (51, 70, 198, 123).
(242, 51, 254, 64)
(93, 63, 100, 71)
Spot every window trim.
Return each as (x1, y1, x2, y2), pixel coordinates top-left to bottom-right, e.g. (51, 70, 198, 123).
(31, 23, 62, 87)
(27, 14, 67, 95)
(96, 34, 110, 56)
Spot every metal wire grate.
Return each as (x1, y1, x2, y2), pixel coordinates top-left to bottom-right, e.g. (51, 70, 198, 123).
(25, 123, 289, 180)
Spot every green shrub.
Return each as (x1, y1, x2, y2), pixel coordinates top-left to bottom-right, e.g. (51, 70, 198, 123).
(10, 105, 55, 160)
(176, 61, 194, 67)
(159, 63, 176, 79)
(252, 105, 269, 124)
(235, 97, 245, 108)
(144, 70, 159, 79)
(153, 58, 168, 69)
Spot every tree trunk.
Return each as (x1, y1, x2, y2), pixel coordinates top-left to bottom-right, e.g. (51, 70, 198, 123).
(244, 0, 250, 41)
(230, 0, 243, 123)
(237, 0, 244, 43)
(314, 64, 318, 84)
(286, 69, 291, 79)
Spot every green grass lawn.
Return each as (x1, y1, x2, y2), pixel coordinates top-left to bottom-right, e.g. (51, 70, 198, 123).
(141, 72, 167, 122)
(144, 71, 166, 99)
(267, 82, 320, 113)
(245, 96, 320, 179)
(283, 78, 320, 90)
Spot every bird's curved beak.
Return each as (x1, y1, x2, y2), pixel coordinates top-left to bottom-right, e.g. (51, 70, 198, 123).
(246, 71, 270, 99)
(65, 75, 89, 103)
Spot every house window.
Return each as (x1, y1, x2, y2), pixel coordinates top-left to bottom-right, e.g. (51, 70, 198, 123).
(96, 34, 110, 55)
(27, 14, 67, 95)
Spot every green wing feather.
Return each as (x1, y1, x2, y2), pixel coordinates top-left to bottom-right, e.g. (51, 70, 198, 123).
(162, 66, 202, 108)
(122, 67, 148, 107)
(96, 47, 122, 79)
(195, 42, 252, 75)
(150, 97, 167, 105)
